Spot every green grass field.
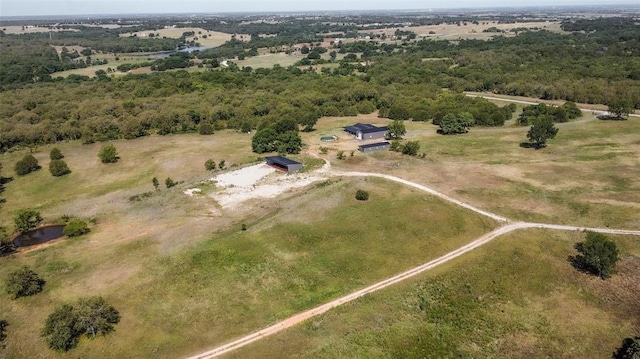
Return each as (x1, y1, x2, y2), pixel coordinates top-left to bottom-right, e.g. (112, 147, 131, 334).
(225, 229, 640, 359)
(1, 107, 638, 358)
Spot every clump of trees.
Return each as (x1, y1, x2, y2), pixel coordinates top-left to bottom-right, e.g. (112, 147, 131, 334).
(15, 154, 40, 176)
(49, 148, 71, 176)
(41, 296, 120, 352)
(526, 117, 559, 148)
(252, 118, 302, 154)
(63, 220, 89, 237)
(571, 231, 619, 279)
(518, 102, 581, 126)
(438, 113, 474, 135)
(98, 144, 119, 163)
(607, 99, 634, 119)
(14, 209, 42, 233)
(390, 140, 421, 156)
(614, 336, 640, 359)
(5, 266, 45, 299)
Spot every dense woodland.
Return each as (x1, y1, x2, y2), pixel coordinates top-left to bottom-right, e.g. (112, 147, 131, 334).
(0, 16, 638, 152)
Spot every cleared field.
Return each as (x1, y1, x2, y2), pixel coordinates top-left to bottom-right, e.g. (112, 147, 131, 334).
(225, 229, 640, 358)
(119, 27, 247, 47)
(307, 112, 640, 230)
(0, 25, 78, 34)
(0, 146, 494, 358)
(364, 21, 565, 41)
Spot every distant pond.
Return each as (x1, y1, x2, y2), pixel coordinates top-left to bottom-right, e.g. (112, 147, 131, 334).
(13, 225, 65, 247)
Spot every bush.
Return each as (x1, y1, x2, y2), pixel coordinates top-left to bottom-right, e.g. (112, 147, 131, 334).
(5, 266, 45, 299)
(0, 319, 7, 342)
(199, 123, 214, 135)
(205, 159, 216, 171)
(0, 227, 15, 255)
(14, 209, 42, 233)
(15, 154, 41, 176)
(402, 141, 421, 156)
(50, 147, 64, 160)
(355, 189, 369, 201)
(571, 231, 619, 279)
(41, 297, 120, 352)
(165, 177, 176, 188)
(98, 144, 118, 163)
(63, 220, 89, 237)
(49, 159, 71, 177)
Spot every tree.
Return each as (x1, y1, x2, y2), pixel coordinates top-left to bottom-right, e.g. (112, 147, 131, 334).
(526, 117, 558, 148)
(198, 123, 214, 135)
(165, 177, 176, 188)
(205, 159, 216, 171)
(14, 209, 42, 233)
(439, 113, 475, 135)
(41, 304, 80, 351)
(152, 177, 159, 190)
(50, 147, 64, 160)
(355, 190, 369, 201)
(218, 160, 226, 170)
(0, 227, 15, 255)
(562, 102, 582, 119)
(49, 159, 71, 177)
(41, 297, 120, 352)
(63, 220, 89, 237)
(73, 296, 120, 338)
(387, 119, 406, 139)
(608, 99, 633, 119)
(614, 337, 640, 359)
(0, 319, 7, 342)
(15, 154, 40, 176)
(574, 232, 619, 279)
(300, 112, 320, 132)
(98, 144, 119, 163)
(402, 141, 421, 156)
(5, 266, 45, 299)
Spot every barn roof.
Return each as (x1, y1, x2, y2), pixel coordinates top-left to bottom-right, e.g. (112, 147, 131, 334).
(358, 141, 391, 150)
(344, 123, 388, 134)
(265, 156, 302, 166)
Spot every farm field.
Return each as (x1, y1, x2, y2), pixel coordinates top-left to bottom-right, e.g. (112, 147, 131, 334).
(119, 27, 248, 47)
(0, 135, 495, 357)
(225, 228, 640, 359)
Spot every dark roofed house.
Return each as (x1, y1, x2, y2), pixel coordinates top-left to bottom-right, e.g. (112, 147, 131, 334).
(344, 123, 388, 140)
(266, 156, 303, 173)
(358, 141, 391, 152)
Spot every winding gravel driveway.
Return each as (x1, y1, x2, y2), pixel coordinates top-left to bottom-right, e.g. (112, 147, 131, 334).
(186, 171, 640, 359)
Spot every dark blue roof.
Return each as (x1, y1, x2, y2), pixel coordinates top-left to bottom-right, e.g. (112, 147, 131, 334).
(266, 156, 302, 166)
(358, 141, 391, 149)
(344, 123, 388, 134)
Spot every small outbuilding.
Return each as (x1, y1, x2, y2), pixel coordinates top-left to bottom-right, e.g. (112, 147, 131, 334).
(358, 141, 391, 152)
(344, 123, 388, 140)
(266, 156, 303, 173)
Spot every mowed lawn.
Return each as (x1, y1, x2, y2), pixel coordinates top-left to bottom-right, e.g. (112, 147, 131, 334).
(226, 229, 640, 359)
(0, 171, 495, 358)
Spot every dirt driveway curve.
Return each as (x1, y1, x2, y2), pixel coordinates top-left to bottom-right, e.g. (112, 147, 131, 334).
(186, 170, 640, 359)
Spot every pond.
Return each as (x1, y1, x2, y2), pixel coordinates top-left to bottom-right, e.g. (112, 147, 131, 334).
(13, 225, 66, 247)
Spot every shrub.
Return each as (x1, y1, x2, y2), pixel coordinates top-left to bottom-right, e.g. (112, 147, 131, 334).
(63, 220, 89, 237)
(165, 177, 176, 188)
(0, 227, 15, 255)
(15, 154, 41, 176)
(14, 209, 42, 233)
(50, 147, 64, 160)
(355, 189, 369, 201)
(199, 123, 214, 135)
(5, 266, 45, 299)
(0, 319, 7, 342)
(205, 159, 216, 171)
(49, 159, 71, 177)
(336, 151, 346, 160)
(402, 141, 421, 156)
(98, 144, 118, 163)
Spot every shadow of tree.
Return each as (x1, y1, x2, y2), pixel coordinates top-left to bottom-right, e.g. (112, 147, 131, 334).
(598, 115, 628, 121)
(519, 142, 543, 149)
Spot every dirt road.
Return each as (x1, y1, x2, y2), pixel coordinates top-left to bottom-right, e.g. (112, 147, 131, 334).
(186, 171, 640, 359)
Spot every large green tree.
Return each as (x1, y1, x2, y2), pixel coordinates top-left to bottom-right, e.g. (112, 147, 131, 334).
(608, 99, 633, 119)
(526, 117, 558, 148)
(439, 112, 474, 135)
(5, 266, 45, 299)
(41, 297, 120, 352)
(387, 119, 406, 139)
(575, 231, 619, 279)
(14, 154, 40, 176)
(98, 144, 119, 164)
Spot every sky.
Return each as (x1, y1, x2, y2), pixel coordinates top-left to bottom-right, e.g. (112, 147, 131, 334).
(0, 0, 637, 17)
